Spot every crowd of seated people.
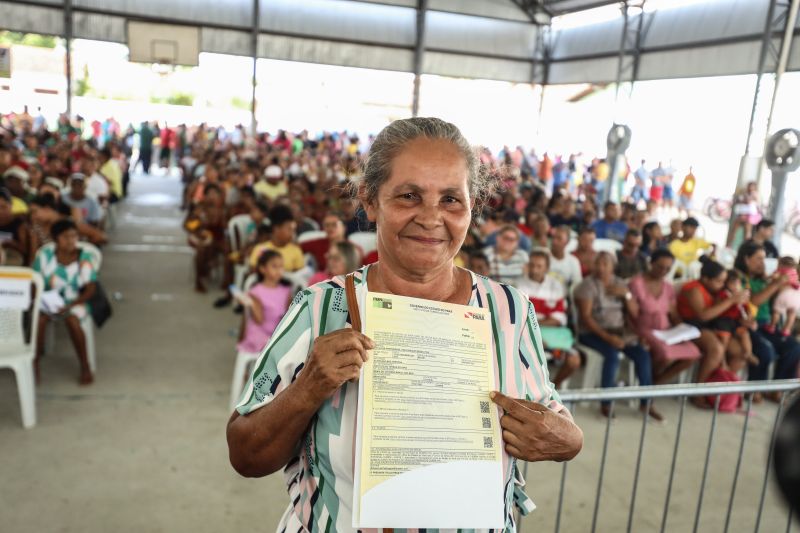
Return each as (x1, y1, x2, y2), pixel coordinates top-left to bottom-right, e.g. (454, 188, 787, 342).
(1, 110, 125, 385)
(6, 109, 798, 411)
(165, 120, 800, 421)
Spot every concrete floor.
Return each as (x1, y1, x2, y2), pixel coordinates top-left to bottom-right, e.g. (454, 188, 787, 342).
(0, 173, 797, 532)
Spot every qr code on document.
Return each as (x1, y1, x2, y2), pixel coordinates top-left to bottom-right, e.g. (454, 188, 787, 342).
(480, 401, 490, 414)
(482, 417, 491, 429)
(483, 436, 493, 449)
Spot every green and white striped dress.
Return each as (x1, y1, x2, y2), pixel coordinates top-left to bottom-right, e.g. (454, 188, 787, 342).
(237, 265, 569, 533)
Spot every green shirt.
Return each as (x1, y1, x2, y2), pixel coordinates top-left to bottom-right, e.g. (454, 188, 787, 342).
(747, 277, 771, 323)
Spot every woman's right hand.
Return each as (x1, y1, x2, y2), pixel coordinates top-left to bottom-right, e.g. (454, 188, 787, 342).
(297, 329, 374, 406)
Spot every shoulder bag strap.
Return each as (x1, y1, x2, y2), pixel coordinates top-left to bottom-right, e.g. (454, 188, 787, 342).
(345, 272, 362, 333)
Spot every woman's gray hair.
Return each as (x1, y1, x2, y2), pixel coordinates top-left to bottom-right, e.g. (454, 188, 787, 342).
(354, 117, 497, 211)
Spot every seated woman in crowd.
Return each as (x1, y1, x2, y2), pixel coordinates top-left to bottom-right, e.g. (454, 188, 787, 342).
(572, 226, 597, 277)
(185, 183, 226, 293)
(517, 250, 580, 389)
(33, 219, 97, 385)
(574, 251, 661, 420)
(235, 250, 293, 356)
(0, 187, 32, 265)
(735, 242, 800, 396)
(640, 221, 667, 257)
(483, 224, 528, 286)
(628, 249, 701, 384)
(308, 241, 360, 286)
(676, 257, 746, 389)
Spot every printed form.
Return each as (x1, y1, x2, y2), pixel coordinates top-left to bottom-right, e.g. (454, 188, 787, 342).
(353, 291, 504, 529)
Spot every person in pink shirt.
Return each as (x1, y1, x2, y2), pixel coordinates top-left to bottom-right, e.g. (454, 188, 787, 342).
(628, 249, 701, 384)
(236, 250, 293, 355)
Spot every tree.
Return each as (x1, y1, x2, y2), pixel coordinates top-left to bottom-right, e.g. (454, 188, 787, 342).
(0, 31, 57, 48)
(75, 65, 91, 97)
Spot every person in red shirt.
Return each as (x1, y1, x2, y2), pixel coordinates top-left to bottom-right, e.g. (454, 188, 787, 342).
(301, 213, 354, 272)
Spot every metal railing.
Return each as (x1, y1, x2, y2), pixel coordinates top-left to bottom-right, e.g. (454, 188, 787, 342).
(518, 379, 800, 533)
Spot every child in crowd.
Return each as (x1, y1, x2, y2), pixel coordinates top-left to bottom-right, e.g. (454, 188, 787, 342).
(184, 183, 226, 293)
(467, 251, 491, 278)
(235, 250, 293, 355)
(768, 256, 800, 337)
(711, 270, 758, 368)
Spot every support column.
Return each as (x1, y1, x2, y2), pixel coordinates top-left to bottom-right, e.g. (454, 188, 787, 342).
(729, 0, 794, 246)
(532, 24, 552, 138)
(411, 0, 427, 117)
(251, 0, 260, 136)
(64, 0, 73, 117)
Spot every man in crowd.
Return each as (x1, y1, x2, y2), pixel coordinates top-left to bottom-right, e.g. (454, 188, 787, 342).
(615, 229, 647, 279)
(745, 218, 779, 259)
(548, 225, 582, 292)
(591, 201, 628, 242)
(62, 173, 102, 226)
(668, 216, 713, 271)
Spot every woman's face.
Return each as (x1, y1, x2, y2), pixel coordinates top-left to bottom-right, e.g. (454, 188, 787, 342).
(593, 255, 614, 279)
(56, 228, 79, 253)
(326, 246, 347, 276)
(649, 256, 673, 280)
(364, 138, 472, 276)
(745, 249, 766, 276)
(704, 271, 727, 293)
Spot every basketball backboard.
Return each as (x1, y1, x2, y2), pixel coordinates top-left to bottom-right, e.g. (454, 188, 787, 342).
(127, 21, 200, 67)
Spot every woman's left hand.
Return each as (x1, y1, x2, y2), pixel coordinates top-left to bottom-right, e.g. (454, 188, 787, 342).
(490, 391, 582, 463)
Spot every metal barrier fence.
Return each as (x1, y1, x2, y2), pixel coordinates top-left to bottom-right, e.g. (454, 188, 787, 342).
(518, 379, 800, 533)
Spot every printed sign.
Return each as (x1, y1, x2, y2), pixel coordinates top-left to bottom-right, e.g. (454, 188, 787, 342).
(0, 274, 32, 310)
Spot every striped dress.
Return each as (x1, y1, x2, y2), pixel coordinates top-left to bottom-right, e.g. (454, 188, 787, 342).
(236, 264, 570, 533)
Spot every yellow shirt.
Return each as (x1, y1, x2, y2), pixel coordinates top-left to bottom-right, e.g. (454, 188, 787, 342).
(100, 159, 123, 198)
(253, 180, 288, 202)
(249, 241, 305, 271)
(11, 197, 29, 215)
(669, 237, 712, 266)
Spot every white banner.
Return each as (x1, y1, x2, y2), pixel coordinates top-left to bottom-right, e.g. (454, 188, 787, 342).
(0, 275, 32, 310)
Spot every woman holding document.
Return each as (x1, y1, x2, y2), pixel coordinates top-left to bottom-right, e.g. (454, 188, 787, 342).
(226, 117, 582, 532)
(628, 249, 700, 385)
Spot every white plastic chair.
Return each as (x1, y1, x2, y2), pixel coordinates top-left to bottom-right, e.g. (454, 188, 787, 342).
(227, 214, 253, 289)
(0, 267, 43, 428)
(40, 242, 102, 374)
(594, 238, 623, 253)
(227, 214, 253, 253)
(348, 231, 377, 256)
(229, 350, 263, 411)
(296, 230, 327, 244)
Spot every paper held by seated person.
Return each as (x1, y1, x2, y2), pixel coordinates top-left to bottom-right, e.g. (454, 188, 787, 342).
(353, 291, 504, 529)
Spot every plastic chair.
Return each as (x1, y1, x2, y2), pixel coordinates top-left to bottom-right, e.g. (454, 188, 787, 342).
(348, 231, 377, 256)
(229, 349, 263, 411)
(594, 238, 623, 253)
(227, 214, 253, 253)
(0, 267, 43, 428)
(297, 230, 327, 244)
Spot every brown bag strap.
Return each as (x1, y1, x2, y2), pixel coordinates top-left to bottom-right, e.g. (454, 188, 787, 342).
(345, 272, 362, 333)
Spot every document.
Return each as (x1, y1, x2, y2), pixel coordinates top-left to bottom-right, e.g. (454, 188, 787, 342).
(652, 323, 701, 345)
(353, 291, 504, 529)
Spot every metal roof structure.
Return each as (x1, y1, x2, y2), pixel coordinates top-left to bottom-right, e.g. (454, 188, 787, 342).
(1, 0, 798, 86)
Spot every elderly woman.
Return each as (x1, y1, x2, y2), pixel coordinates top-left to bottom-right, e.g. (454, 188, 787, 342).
(483, 224, 529, 286)
(227, 118, 582, 531)
(574, 251, 661, 420)
(32, 218, 97, 385)
(628, 249, 701, 384)
(735, 242, 800, 395)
